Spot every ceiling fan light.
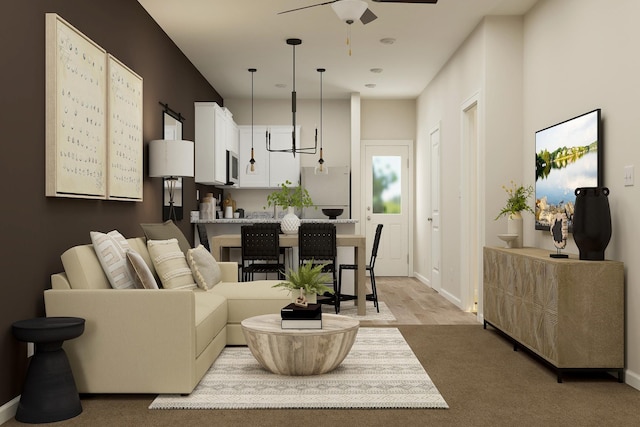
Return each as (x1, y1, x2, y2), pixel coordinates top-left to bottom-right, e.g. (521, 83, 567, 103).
(331, 0, 368, 23)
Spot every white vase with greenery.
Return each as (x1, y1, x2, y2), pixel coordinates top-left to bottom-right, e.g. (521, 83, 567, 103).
(272, 261, 334, 306)
(265, 180, 314, 234)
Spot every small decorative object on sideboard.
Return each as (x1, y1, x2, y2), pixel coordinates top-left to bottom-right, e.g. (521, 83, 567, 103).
(497, 233, 518, 248)
(550, 212, 569, 258)
(572, 187, 612, 260)
(495, 181, 534, 248)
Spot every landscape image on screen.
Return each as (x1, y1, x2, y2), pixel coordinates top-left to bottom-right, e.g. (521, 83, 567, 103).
(535, 109, 600, 230)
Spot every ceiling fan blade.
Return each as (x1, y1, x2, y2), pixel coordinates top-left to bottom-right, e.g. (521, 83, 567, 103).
(277, 0, 339, 15)
(372, 0, 438, 3)
(360, 8, 378, 25)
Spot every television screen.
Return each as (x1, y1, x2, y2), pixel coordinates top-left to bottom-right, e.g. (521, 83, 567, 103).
(535, 109, 602, 231)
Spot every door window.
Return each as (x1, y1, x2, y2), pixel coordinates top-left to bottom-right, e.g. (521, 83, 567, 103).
(372, 156, 402, 214)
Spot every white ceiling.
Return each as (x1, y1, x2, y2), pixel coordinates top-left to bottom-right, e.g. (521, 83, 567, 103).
(137, 0, 538, 100)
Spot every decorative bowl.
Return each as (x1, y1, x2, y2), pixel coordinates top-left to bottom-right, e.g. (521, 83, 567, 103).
(322, 208, 344, 219)
(497, 233, 518, 248)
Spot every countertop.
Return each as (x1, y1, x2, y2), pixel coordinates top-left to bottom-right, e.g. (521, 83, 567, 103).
(193, 218, 358, 224)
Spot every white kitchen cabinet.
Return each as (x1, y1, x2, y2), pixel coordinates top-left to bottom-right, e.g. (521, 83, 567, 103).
(238, 125, 300, 188)
(194, 102, 239, 185)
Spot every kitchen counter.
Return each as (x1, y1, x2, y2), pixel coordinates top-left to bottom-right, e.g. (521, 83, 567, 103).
(192, 218, 358, 224)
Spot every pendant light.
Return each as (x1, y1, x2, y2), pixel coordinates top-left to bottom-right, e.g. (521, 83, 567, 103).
(246, 68, 258, 175)
(266, 38, 317, 157)
(314, 68, 328, 175)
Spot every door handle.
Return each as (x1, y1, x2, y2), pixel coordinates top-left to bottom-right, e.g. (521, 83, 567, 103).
(367, 216, 371, 221)
(428, 217, 433, 222)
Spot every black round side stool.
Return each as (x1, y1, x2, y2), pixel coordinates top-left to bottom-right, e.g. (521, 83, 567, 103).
(12, 317, 85, 424)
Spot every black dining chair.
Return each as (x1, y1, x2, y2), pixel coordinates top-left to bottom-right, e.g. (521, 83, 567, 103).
(298, 223, 338, 313)
(338, 223, 383, 312)
(240, 224, 284, 281)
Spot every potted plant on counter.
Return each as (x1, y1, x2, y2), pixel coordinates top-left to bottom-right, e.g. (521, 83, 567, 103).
(273, 261, 334, 306)
(265, 180, 314, 234)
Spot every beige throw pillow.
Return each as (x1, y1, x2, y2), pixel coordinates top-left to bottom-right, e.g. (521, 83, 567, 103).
(90, 230, 136, 289)
(186, 245, 222, 290)
(126, 250, 159, 289)
(140, 220, 191, 255)
(147, 239, 196, 290)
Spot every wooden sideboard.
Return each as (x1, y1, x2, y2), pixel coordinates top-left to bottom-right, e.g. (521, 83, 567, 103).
(483, 246, 624, 382)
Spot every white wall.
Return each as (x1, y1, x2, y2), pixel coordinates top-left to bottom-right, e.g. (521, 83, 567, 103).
(523, 0, 640, 388)
(416, 0, 640, 389)
(415, 17, 524, 305)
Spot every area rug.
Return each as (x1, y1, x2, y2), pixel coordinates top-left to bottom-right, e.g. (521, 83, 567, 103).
(149, 328, 448, 410)
(322, 301, 396, 321)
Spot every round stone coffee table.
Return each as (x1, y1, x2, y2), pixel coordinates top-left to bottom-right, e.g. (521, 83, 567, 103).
(241, 314, 359, 376)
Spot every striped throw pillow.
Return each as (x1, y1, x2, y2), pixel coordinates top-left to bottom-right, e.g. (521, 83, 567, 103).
(147, 239, 196, 290)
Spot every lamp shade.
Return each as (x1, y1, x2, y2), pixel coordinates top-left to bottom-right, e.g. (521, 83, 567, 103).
(331, 0, 368, 22)
(148, 139, 194, 177)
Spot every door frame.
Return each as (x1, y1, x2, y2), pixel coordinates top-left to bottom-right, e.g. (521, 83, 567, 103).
(360, 140, 414, 277)
(460, 91, 484, 314)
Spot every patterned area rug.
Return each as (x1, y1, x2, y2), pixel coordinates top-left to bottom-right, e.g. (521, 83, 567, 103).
(149, 328, 448, 410)
(323, 301, 396, 321)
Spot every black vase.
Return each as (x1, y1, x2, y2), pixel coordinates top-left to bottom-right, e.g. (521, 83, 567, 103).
(572, 187, 611, 260)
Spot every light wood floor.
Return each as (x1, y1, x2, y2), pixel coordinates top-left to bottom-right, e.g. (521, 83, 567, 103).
(357, 276, 480, 326)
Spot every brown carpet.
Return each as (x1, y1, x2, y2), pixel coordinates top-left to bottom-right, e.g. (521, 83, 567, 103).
(6, 325, 640, 426)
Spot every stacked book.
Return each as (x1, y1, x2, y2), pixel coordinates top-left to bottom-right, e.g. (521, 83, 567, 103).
(280, 303, 322, 329)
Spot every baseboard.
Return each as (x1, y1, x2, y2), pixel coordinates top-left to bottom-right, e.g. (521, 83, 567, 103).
(0, 396, 18, 425)
(624, 368, 640, 391)
(413, 272, 430, 286)
(439, 288, 462, 308)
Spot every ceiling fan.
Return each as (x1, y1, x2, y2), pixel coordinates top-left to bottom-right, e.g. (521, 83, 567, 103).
(278, 0, 438, 25)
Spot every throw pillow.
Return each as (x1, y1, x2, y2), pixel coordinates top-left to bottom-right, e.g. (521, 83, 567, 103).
(126, 249, 159, 289)
(90, 230, 136, 289)
(186, 245, 222, 290)
(140, 220, 191, 255)
(147, 238, 196, 290)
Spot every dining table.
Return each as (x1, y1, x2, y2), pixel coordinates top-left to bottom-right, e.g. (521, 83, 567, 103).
(210, 233, 368, 315)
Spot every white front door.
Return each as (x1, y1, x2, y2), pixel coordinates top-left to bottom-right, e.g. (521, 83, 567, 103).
(364, 143, 409, 276)
(430, 126, 442, 292)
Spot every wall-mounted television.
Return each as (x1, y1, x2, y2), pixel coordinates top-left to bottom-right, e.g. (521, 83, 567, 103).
(535, 108, 602, 231)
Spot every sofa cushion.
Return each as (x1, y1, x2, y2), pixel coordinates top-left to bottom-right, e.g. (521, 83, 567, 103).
(90, 230, 136, 289)
(140, 220, 191, 255)
(61, 244, 112, 290)
(147, 239, 196, 290)
(193, 290, 228, 357)
(209, 281, 291, 324)
(126, 250, 158, 289)
(186, 245, 221, 291)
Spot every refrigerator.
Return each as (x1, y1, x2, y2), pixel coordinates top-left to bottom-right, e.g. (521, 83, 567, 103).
(301, 166, 350, 219)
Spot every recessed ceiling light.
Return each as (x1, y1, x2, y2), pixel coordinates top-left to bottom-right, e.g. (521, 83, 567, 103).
(275, 83, 287, 88)
(370, 68, 383, 74)
(380, 38, 396, 45)
(365, 83, 376, 88)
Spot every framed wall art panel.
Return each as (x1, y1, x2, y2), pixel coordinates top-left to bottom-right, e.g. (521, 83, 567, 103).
(107, 54, 143, 201)
(45, 13, 107, 199)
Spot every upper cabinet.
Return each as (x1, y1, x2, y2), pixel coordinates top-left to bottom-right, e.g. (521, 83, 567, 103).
(194, 102, 239, 185)
(238, 125, 300, 188)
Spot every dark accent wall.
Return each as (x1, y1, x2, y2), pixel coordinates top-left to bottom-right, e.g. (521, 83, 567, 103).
(0, 0, 223, 405)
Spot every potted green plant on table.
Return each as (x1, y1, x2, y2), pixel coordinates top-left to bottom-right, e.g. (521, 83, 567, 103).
(265, 180, 314, 234)
(273, 261, 334, 306)
(495, 181, 534, 248)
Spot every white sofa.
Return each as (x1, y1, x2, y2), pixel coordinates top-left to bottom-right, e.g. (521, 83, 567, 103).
(44, 237, 291, 395)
